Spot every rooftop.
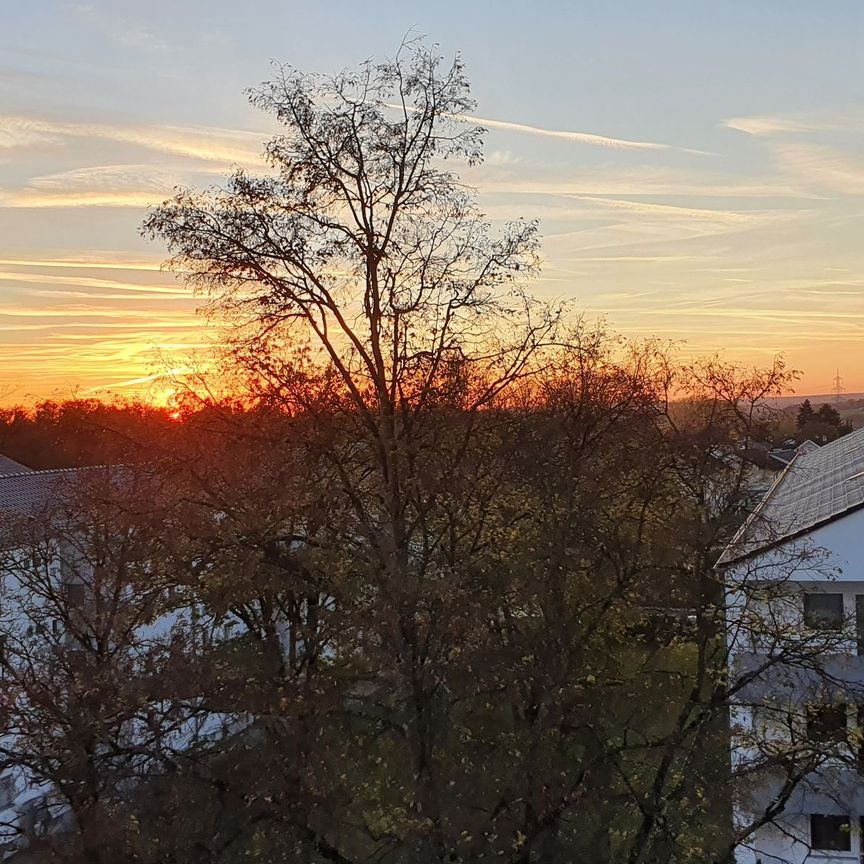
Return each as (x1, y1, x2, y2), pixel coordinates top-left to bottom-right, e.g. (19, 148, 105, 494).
(0, 467, 101, 516)
(768, 438, 821, 469)
(0, 455, 33, 476)
(718, 427, 864, 565)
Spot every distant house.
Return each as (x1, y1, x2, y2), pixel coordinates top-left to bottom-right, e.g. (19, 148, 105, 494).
(0, 466, 97, 518)
(766, 438, 821, 470)
(720, 427, 864, 863)
(0, 459, 101, 852)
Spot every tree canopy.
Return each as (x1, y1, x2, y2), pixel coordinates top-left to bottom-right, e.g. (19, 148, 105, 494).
(0, 41, 849, 864)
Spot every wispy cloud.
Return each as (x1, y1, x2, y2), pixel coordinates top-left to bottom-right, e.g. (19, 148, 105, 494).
(773, 143, 864, 195)
(0, 190, 164, 208)
(467, 112, 714, 156)
(724, 111, 864, 137)
(0, 307, 193, 321)
(0, 270, 190, 296)
(0, 115, 267, 166)
(0, 256, 164, 271)
(27, 164, 174, 192)
(486, 150, 523, 167)
(721, 110, 864, 197)
(111, 22, 169, 55)
(0, 163, 179, 208)
(84, 368, 188, 392)
(553, 194, 804, 227)
(0, 117, 65, 149)
(386, 103, 711, 155)
(550, 254, 710, 263)
(71, 5, 170, 56)
(476, 162, 817, 201)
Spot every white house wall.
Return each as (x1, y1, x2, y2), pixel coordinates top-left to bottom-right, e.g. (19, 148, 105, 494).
(728, 507, 864, 863)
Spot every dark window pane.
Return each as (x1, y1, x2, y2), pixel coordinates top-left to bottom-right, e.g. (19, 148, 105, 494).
(804, 593, 843, 630)
(0, 774, 14, 808)
(857, 596, 864, 654)
(858, 708, 864, 771)
(811, 814, 851, 851)
(806, 704, 847, 742)
(64, 583, 86, 608)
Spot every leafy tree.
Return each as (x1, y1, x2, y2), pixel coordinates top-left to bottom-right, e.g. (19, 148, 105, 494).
(796, 401, 852, 444)
(0, 399, 178, 470)
(0, 39, 853, 864)
(795, 399, 814, 429)
(0, 359, 855, 864)
(0, 469, 207, 863)
(815, 403, 841, 427)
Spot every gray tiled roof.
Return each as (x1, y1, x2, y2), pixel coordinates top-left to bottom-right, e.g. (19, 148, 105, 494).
(797, 439, 822, 456)
(0, 468, 92, 516)
(767, 439, 820, 469)
(719, 427, 864, 565)
(0, 455, 32, 475)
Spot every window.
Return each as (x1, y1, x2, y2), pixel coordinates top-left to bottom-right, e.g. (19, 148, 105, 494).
(19, 795, 50, 834)
(64, 583, 86, 608)
(856, 596, 864, 654)
(810, 814, 851, 851)
(0, 774, 15, 809)
(806, 703, 848, 743)
(804, 593, 844, 630)
(857, 706, 864, 771)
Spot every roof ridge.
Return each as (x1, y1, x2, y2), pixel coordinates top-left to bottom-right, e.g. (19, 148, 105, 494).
(0, 465, 108, 479)
(718, 451, 801, 566)
(718, 427, 864, 566)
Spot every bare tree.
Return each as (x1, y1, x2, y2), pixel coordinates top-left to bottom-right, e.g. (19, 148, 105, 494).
(125, 40, 864, 864)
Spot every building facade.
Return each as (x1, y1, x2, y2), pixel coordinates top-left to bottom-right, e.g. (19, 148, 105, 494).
(0, 458, 240, 858)
(722, 428, 864, 863)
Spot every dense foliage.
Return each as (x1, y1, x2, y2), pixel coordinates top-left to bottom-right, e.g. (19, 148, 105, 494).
(0, 41, 848, 864)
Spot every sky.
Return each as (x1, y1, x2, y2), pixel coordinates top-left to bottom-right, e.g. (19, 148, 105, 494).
(1, 1, 863, 403)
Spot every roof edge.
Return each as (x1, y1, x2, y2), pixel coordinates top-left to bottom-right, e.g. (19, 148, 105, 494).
(716, 450, 802, 567)
(717, 498, 864, 568)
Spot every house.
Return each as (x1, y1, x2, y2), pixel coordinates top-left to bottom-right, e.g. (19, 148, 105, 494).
(0, 459, 95, 853)
(0, 456, 249, 858)
(720, 427, 864, 863)
(766, 438, 821, 470)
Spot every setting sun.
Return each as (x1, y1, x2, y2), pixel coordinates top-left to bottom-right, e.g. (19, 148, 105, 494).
(2, 5, 864, 400)
(1, 10, 863, 861)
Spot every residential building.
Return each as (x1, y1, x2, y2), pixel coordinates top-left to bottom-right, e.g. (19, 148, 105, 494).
(0, 457, 236, 858)
(720, 427, 864, 863)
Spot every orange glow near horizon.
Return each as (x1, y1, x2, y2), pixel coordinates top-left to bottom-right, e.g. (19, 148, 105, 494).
(2, 21, 864, 402)
(0, 322, 858, 412)
(0, 254, 859, 408)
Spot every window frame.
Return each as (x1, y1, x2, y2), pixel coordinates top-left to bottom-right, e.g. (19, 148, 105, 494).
(0, 774, 14, 809)
(806, 703, 849, 744)
(810, 813, 852, 852)
(803, 592, 844, 631)
(855, 595, 864, 655)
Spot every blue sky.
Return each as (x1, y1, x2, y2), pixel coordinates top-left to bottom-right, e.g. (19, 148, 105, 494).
(1, 1, 863, 400)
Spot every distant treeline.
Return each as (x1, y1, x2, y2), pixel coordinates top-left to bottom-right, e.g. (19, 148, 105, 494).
(0, 400, 179, 470)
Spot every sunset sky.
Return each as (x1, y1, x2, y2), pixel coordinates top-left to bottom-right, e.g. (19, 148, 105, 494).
(2, 1, 863, 402)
